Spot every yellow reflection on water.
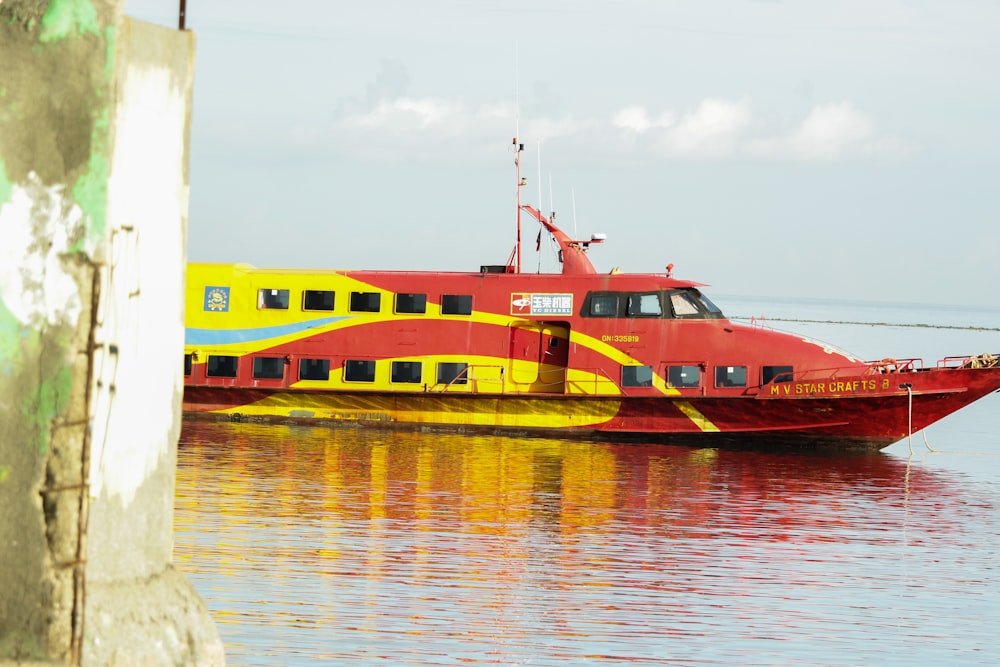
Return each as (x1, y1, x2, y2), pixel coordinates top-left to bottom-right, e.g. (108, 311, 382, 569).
(174, 421, 967, 663)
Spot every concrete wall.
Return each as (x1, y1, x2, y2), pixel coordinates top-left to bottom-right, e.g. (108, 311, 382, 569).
(0, 1, 223, 664)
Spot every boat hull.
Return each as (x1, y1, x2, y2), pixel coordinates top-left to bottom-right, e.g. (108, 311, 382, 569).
(182, 366, 1000, 451)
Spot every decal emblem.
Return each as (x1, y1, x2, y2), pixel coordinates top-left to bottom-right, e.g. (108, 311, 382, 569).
(204, 286, 230, 312)
(511, 293, 573, 316)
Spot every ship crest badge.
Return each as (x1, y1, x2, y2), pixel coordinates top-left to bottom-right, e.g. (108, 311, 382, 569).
(204, 286, 230, 312)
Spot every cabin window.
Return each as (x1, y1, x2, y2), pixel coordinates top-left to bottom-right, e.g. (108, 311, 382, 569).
(715, 365, 747, 388)
(184, 354, 192, 376)
(299, 358, 330, 381)
(253, 357, 285, 380)
(395, 293, 427, 314)
(697, 291, 723, 316)
(437, 362, 468, 385)
(667, 365, 701, 388)
(441, 294, 473, 315)
(350, 292, 381, 313)
(258, 288, 289, 310)
(303, 290, 334, 311)
(206, 355, 238, 378)
(589, 294, 619, 317)
(622, 365, 654, 387)
(344, 360, 376, 382)
(763, 365, 794, 384)
(668, 291, 701, 317)
(391, 361, 423, 384)
(627, 293, 663, 317)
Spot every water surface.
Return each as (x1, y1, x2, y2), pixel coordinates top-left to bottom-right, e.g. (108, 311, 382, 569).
(174, 299, 1000, 665)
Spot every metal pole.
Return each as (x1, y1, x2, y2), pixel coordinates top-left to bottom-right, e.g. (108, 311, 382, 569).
(179, 0, 187, 30)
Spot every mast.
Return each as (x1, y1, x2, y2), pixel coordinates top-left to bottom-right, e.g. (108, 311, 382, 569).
(514, 137, 524, 273)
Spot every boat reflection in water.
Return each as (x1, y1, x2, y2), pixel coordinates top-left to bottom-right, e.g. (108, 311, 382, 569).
(175, 421, 996, 666)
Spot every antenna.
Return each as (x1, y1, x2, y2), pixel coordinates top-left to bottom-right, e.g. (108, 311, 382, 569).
(572, 188, 578, 238)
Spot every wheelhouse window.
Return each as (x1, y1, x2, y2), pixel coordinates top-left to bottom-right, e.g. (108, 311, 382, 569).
(441, 294, 473, 315)
(589, 294, 619, 317)
(253, 357, 285, 380)
(627, 293, 662, 317)
(622, 365, 654, 387)
(667, 365, 701, 388)
(697, 291, 723, 316)
(299, 358, 330, 381)
(303, 290, 334, 311)
(395, 293, 427, 314)
(391, 361, 423, 384)
(715, 365, 747, 388)
(350, 291, 381, 313)
(344, 360, 376, 382)
(258, 288, 289, 310)
(184, 354, 192, 376)
(206, 355, 238, 378)
(763, 365, 794, 384)
(437, 362, 468, 385)
(668, 291, 701, 317)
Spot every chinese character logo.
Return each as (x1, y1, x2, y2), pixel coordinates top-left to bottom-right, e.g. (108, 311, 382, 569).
(511, 293, 531, 315)
(204, 286, 230, 312)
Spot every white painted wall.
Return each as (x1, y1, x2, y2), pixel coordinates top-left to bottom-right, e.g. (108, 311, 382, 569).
(88, 25, 192, 506)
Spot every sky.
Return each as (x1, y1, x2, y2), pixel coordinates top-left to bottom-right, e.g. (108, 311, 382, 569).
(126, 1, 1000, 308)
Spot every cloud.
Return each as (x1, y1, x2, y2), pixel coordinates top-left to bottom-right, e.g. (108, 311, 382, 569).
(749, 102, 881, 161)
(321, 77, 900, 164)
(657, 98, 753, 158)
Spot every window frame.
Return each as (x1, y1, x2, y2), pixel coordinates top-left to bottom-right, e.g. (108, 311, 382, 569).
(395, 293, 427, 314)
(252, 356, 286, 380)
(344, 359, 376, 383)
(441, 294, 473, 316)
(349, 291, 382, 313)
(622, 365, 654, 387)
(302, 289, 335, 311)
(258, 288, 290, 310)
(206, 355, 239, 378)
(299, 358, 331, 381)
(667, 364, 702, 389)
(391, 360, 423, 384)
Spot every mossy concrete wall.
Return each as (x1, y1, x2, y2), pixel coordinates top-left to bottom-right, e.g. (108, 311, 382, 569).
(0, 1, 223, 664)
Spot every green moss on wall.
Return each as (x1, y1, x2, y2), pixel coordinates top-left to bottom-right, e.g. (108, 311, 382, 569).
(39, 0, 99, 43)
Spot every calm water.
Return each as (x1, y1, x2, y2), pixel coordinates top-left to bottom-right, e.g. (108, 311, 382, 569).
(174, 298, 1000, 665)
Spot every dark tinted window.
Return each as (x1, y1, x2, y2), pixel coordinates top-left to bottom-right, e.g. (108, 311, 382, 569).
(299, 358, 330, 381)
(258, 288, 289, 309)
(396, 293, 427, 314)
(437, 362, 468, 385)
(253, 357, 285, 379)
(206, 355, 238, 378)
(350, 292, 381, 313)
(441, 294, 473, 315)
(391, 361, 423, 383)
(715, 365, 747, 388)
(344, 360, 376, 382)
(303, 290, 334, 311)
(184, 354, 192, 376)
(763, 365, 794, 384)
(622, 365, 653, 387)
(589, 294, 619, 317)
(667, 365, 700, 388)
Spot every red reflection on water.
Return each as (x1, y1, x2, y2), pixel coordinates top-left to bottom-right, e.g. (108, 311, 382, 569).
(176, 422, 960, 550)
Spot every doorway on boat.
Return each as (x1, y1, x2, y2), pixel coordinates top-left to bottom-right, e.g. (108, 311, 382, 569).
(508, 321, 570, 393)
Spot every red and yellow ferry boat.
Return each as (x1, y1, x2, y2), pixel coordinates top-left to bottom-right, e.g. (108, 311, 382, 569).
(183, 142, 1000, 450)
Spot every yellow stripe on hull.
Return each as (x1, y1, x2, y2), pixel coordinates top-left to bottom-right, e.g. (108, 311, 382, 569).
(673, 400, 720, 432)
(208, 392, 623, 430)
